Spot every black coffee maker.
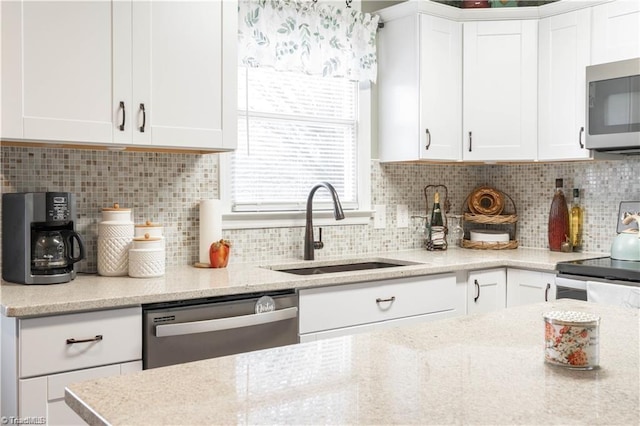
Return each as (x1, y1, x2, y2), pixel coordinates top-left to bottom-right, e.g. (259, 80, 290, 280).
(2, 192, 86, 284)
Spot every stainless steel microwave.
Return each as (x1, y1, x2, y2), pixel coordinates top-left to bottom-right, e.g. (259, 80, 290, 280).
(586, 58, 640, 154)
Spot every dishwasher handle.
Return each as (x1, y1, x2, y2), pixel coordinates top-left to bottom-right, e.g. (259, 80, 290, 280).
(155, 306, 298, 337)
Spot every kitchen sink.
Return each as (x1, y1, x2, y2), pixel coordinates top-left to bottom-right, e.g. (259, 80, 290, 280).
(273, 260, 418, 275)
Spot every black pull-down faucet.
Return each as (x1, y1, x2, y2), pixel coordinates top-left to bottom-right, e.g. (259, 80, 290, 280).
(304, 182, 345, 260)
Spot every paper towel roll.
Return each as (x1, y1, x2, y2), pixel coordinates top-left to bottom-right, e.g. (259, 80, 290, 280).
(199, 199, 223, 264)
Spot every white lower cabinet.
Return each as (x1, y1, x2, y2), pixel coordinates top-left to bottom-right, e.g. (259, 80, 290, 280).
(1, 306, 142, 423)
(19, 362, 141, 426)
(506, 268, 557, 307)
(299, 273, 466, 342)
(467, 268, 506, 315)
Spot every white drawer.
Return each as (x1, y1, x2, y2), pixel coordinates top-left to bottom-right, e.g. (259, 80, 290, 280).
(19, 307, 141, 378)
(299, 273, 457, 334)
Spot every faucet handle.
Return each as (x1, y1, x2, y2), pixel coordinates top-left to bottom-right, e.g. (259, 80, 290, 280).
(314, 227, 324, 250)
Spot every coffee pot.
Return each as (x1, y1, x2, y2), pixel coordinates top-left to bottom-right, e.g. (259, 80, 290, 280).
(2, 192, 85, 284)
(32, 230, 85, 270)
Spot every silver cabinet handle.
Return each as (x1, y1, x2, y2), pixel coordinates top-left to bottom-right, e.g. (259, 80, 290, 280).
(468, 131, 473, 152)
(155, 307, 298, 337)
(579, 126, 584, 148)
(425, 128, 431, 150)
(474, 279, 480, 302)
(376, 296, 395, 303)
(66, 335, 103, 345)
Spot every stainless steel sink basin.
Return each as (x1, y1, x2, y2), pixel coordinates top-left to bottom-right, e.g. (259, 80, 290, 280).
(275, 261, 414, 276)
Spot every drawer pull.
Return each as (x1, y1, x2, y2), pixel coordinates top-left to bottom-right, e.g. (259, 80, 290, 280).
(66, 335, 103, 345)
(376, 296, 396, 303)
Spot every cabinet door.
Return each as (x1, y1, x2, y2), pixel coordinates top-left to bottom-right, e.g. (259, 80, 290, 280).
(19, 362, 141, 425)
(132, 0, 237, 150)
(463, 20, 537, 161)
(468, 268, 506, 314)
(419, 14, 463, 161)
(2, 1, 123, 144)
(591, 0, 640, 65)
(378, 13, 461, 162)
(506, 269, 556, 308)
(538, 9, 592, 161)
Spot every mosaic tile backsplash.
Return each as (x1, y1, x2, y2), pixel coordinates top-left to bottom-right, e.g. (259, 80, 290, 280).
(1, 146, 638, 272)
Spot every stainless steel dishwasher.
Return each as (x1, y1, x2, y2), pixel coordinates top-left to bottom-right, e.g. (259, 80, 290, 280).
(142, 290, 298, 369)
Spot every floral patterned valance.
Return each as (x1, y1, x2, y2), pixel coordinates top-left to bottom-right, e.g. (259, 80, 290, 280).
(238, 0, 380, 83)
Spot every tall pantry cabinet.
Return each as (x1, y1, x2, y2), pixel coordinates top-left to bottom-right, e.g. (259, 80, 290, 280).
(1, 1, 237, 151)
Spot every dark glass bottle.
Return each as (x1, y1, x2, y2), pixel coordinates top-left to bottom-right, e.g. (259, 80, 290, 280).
(548, 179, 570, 252)
(431, 192, 444, 227)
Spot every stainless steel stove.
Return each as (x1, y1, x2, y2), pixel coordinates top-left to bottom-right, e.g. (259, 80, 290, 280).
(557, 256, 640, 283)
(555, 201, 640, 307)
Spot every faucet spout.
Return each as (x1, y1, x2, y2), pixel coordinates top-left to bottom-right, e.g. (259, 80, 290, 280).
(304, 182, 345, 260)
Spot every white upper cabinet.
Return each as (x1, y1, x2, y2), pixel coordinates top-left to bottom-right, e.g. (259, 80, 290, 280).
(538, 9, 592, 161)
(130, 1, 236, 150)
(463, 20, 538, 162)
(1, 1, 237, 152)
(2, 1, 117, 143)
(378, 14, 462, 162)
(591, 0, 640, 65)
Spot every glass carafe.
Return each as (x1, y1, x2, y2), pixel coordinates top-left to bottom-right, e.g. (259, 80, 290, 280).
(32, 229, 86, 270)
(32, 231, 67, 269)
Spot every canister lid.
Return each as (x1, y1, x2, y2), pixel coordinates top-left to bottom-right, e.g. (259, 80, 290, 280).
(102, 202, 131, 211)
(133, 233, 162, 242)
(544, 311, 600, 326)
(136, 220, 162, 228)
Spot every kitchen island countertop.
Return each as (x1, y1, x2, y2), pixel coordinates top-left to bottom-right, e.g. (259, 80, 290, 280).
(1, 248, 603, 317)
(65, 299, 639, 425)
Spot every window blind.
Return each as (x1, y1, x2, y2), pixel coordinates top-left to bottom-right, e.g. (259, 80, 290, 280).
(233, 67, 359, 212)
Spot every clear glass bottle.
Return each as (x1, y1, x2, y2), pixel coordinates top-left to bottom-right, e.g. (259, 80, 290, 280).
(570, 188, 584, 252)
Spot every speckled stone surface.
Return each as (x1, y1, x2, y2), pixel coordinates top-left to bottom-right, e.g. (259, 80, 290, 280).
(1, 248, 604, 317)
(65, 299, 639, 425)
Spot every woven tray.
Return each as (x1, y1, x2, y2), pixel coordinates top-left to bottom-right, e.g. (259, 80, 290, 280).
(462, 239, 519, 250)
(464, 212, 518, 224)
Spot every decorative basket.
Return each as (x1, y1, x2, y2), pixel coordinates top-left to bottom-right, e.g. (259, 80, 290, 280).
(461, 186, 518, 250)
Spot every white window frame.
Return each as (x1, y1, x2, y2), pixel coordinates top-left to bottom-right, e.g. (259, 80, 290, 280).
(219, 81, 372, 230)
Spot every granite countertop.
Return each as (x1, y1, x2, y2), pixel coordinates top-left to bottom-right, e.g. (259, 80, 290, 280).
(1, 248, 602, 317)
(65, 299, 639, 425)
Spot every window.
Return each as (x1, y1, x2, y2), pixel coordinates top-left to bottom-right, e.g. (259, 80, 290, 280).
(229, 66, 370, 218)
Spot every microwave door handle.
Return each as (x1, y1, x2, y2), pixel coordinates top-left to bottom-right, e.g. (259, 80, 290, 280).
(154, 307, 298, 337)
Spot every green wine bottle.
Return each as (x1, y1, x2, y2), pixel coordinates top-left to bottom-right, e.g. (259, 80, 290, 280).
(431, 192, 444, 227)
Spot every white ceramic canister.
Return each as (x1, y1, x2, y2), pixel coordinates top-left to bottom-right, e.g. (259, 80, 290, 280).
(135, 220, 164, 239)
(543, 311, 600, 370)
(128, 233, 165, 278)
(97, 203, 134, 276)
